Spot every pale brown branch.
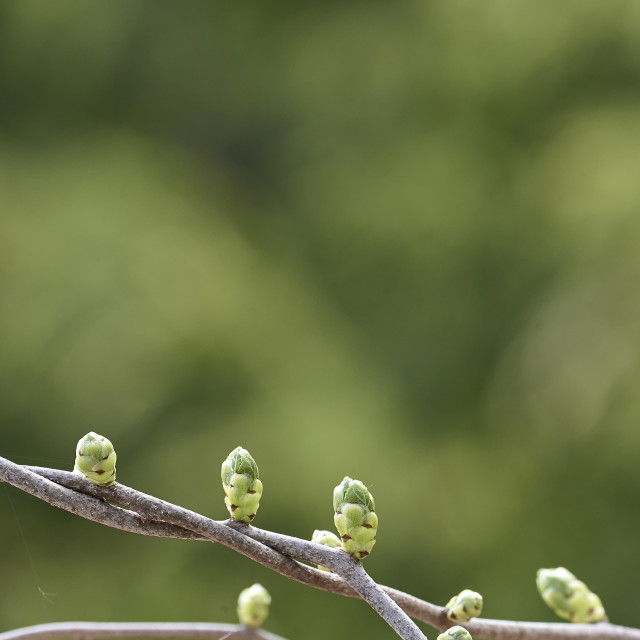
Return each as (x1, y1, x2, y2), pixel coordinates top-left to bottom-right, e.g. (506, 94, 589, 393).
(22, 465, 352, 596)
(0, 459, 424, 640)
(0, 621, 287, 640)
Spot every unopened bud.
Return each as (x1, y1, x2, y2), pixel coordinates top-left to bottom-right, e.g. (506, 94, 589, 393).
(536, 567, 606, 623)
(437, 626, 473, 640)
(73, 432, 116, 486)
(221, 447, 263, 523)
(237, 583, 271, 627)
(446, 589, 483, 622)
(311, 529, 341, 571)
(333, 476, 377, 559)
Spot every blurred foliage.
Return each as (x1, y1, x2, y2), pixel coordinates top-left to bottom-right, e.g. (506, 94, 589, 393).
(2, 1, 640, 638)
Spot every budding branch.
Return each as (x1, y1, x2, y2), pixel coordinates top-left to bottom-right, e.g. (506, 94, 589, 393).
(0, 456, 638, 640)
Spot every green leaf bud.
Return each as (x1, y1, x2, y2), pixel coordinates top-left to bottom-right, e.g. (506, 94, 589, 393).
(73, 432, 116, 486)
(237, 583, 271, 627)
(311, 529, 341, 571)
(446, 589, 483, 622)
(333, 476, 377, 559)
(437, 626, 473, 640)
(536, 567, 606, 623)
(221, 447, 262, 522)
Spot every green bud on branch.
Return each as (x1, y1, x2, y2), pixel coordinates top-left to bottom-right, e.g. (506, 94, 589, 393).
(446, 589, 483, 622)
(536, 567, 607, 623)
(237, 583, 271, 627)
(221, 447, 263, 522)
(437, 626, 473, 640)
(73, 432, 117, 486)
(333, 476, 377, 560)
(311, 529, 341, 571)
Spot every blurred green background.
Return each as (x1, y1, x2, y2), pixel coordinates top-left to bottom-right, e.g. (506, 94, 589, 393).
(2, 1, 640, 638)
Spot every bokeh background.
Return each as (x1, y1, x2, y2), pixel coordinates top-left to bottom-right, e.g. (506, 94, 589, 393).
(2, 1, 640, 638)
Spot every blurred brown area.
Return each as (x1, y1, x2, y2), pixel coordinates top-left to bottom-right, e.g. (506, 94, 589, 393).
(2, 2, 640, 638)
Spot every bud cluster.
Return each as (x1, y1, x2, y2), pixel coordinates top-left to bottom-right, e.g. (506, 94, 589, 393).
(73, 432, 117, 486)
(446, 589, 483, 623)
(333, 476, 378, 559)
(237, 583, 271, 627)
(438, 626, 473, 640)
(221, 447, 263, 522)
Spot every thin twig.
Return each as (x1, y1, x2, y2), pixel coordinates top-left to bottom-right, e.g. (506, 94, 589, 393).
(0, 622, 286, 640)
(1, 458, 639, 640)
(22, 464, 349, 595)
(335, 558, 428, 640)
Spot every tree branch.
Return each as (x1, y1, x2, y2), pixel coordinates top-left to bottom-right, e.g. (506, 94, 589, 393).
(0, 621, 287, 640)
(1, 457, 638, 640)
(21, 465, 352, 597)
(0, 458, 424, 640)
